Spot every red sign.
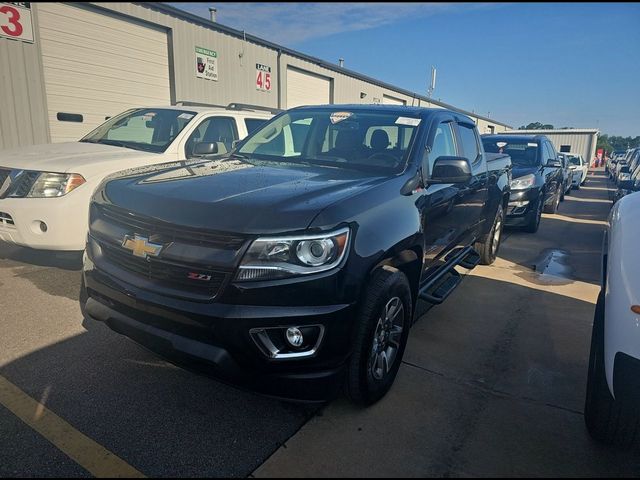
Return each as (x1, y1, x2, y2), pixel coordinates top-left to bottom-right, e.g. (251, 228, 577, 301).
(256, 63, 272, 92)
(0, 3, 34, 43)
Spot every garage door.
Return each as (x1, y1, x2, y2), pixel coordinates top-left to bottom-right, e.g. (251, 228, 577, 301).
(382, 94, 406, 105)
(37, 3, 171, 143)
(286, 67, 331, 108)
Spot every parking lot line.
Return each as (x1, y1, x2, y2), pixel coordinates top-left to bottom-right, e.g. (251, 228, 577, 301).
(0, 375, 145, 478)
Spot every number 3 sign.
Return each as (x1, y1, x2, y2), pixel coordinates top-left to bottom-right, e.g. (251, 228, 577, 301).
(0, 3, 35, 43)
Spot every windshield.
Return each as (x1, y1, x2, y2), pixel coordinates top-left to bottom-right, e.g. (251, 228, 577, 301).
(482, 138, 540, 167)
(237, 109, 419, 173)
(81, 108, 197, 153)
(567, 155, 581, 166)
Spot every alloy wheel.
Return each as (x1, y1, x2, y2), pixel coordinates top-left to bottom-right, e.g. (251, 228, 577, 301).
(370, 297, 405, 381)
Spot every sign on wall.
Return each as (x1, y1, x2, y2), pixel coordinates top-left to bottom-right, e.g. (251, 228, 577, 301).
(0, 2, 35, 43)
(195, 46, 218, 81)
(255, 63, 272, 92)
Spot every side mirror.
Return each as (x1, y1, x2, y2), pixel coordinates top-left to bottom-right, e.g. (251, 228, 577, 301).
(193, 142, 219, 156)
(546, 159, 562, 168)
(428, 156, 472, 184)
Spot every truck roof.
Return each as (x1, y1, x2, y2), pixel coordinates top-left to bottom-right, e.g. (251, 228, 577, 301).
(289, 104, 475, 123)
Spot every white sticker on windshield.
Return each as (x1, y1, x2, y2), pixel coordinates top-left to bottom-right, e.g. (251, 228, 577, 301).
(178, 113, 195, 120)
(527, 143, 538, 147)
(330, 111, 353, 124)
(395, 117, 421, 126)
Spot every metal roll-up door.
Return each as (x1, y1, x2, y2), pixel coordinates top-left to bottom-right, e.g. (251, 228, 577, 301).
(37, 3, 171, 142)
(382, 94, 406, 105)
(286, 67, 331, 108)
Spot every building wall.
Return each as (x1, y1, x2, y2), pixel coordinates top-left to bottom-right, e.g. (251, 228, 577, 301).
(0, 2, 511, 149)
(0, 4, 50, 150)
(504, 130, 599, 164)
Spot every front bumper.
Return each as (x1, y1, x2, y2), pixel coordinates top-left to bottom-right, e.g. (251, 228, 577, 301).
(0, 192, 91, 251)
(82, 259, 359, 401)
(504, 188, 542, 226)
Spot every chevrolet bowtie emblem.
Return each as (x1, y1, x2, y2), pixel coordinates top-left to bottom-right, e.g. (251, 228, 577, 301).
(122, 235, 163, 259)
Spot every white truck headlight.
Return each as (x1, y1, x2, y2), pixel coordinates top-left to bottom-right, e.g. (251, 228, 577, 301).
(510, 173, 536, 190)
(27, 173, 86, 198)
(236, 227, 350, 281)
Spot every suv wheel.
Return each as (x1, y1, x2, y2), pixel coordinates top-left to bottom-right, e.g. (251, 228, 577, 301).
(543, 186, 561, 214)
(475, 204, 504, 265)
(523, 196, 543, 233)
(585, 292, 640, 447)
(345, 267, 412, 405)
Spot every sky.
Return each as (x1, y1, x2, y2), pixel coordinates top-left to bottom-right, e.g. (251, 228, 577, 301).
(171, 2, 640, 136)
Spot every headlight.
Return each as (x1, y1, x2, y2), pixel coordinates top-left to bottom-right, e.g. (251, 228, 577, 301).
(27, 173, 86, 198)
(510, 173, 536, 190)
(236, 227, 350, 282)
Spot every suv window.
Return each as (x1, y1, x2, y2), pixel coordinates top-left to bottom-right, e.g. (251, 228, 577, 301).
(185, 116, 238, 157)
(543, 142, 555, 163)
(457, 123, 480, 163)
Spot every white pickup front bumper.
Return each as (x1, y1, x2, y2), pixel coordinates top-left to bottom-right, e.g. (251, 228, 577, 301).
(0, 188, 92, 251)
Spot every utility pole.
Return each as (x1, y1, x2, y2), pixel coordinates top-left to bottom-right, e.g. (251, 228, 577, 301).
(427, 66, 436, 99)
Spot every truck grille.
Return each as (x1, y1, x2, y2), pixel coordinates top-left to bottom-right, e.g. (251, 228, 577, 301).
(90, 203, 246, 300)
(0, 212, 15, 227)
(96, 204, 246, 249)
(99, 241, 227, 297)
(0, 168, 40, 199)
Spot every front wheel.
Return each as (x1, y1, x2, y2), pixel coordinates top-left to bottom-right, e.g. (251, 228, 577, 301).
(345, 267, 412, 405)
(523, 196, 543, 233)
(475, 204, 504, 265)
(543, 186, 561, 214)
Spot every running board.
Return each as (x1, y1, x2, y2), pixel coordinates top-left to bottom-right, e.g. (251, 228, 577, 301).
(458, 249, 481, 269)
(419, 269, 462, 304)
(418, 246, 480, 305)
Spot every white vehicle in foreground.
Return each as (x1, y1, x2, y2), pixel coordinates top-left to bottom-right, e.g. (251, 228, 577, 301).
(585, 191, 640, 447)
(566, 153, 588, 189)
(0, 104, 274, 251)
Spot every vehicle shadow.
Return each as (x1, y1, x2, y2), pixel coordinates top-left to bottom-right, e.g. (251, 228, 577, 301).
(0, 243, 83, 271)
(0, 315, 318, 478)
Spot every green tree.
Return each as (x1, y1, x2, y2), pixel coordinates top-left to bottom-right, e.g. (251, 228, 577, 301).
(518, 122, 555, 130)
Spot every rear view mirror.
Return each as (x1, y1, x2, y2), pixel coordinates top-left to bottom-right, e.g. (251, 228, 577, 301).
(193, 142, 219, 156)
(429, 156, 472, 184)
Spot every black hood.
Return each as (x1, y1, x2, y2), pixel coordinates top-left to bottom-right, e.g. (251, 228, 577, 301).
(99, 158, 388, 234)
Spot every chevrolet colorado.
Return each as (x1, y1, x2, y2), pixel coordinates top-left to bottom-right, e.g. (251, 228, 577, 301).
(81, 105, 511, 404)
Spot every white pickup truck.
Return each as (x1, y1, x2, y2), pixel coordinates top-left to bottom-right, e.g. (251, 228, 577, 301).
(0, 104, 274, 251)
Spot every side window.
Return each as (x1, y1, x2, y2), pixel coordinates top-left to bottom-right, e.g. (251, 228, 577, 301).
(428, 122, 457, 169)
(457, 123, 480, 164)
(545, 142, 557, 161)
(245, 118, 267, 135)
(185, 117, 238, 157)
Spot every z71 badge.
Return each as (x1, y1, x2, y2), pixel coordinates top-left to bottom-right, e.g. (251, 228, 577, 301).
(188, 272, 212, 281)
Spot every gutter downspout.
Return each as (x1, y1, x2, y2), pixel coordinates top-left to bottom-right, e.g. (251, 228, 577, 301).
(277, 48, 283, 110)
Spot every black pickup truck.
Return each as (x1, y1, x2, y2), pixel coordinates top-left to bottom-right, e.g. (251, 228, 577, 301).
(81, 105, 511, 404)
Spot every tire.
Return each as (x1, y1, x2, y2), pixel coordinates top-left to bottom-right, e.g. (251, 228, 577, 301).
(345, 266, 412, 405)
(560, 183, 566, 202)
(475, 204, 504, 265)
(575, 183, 581, 190)
(543, 186, 561, 214)
(523, 196, 543, 233)
(584, 292, 640, 447)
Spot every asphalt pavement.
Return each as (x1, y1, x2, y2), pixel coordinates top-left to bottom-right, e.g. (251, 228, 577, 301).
(1, 169, 638, 477)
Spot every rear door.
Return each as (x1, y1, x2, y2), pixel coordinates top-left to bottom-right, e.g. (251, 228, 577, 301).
(453, 121, 489, 241)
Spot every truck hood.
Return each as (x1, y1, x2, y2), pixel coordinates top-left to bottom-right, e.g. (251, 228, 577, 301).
(100, 158, 388, 234)
(0, 142, 159, 177)
(512, 165, 541, 179)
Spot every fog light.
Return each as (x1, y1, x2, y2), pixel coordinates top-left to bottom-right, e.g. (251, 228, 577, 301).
(286, 327, 304, 348)
(39, 221, 48, 233)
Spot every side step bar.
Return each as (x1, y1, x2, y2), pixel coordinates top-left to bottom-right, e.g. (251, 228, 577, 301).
(418, 246, 480, 305)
